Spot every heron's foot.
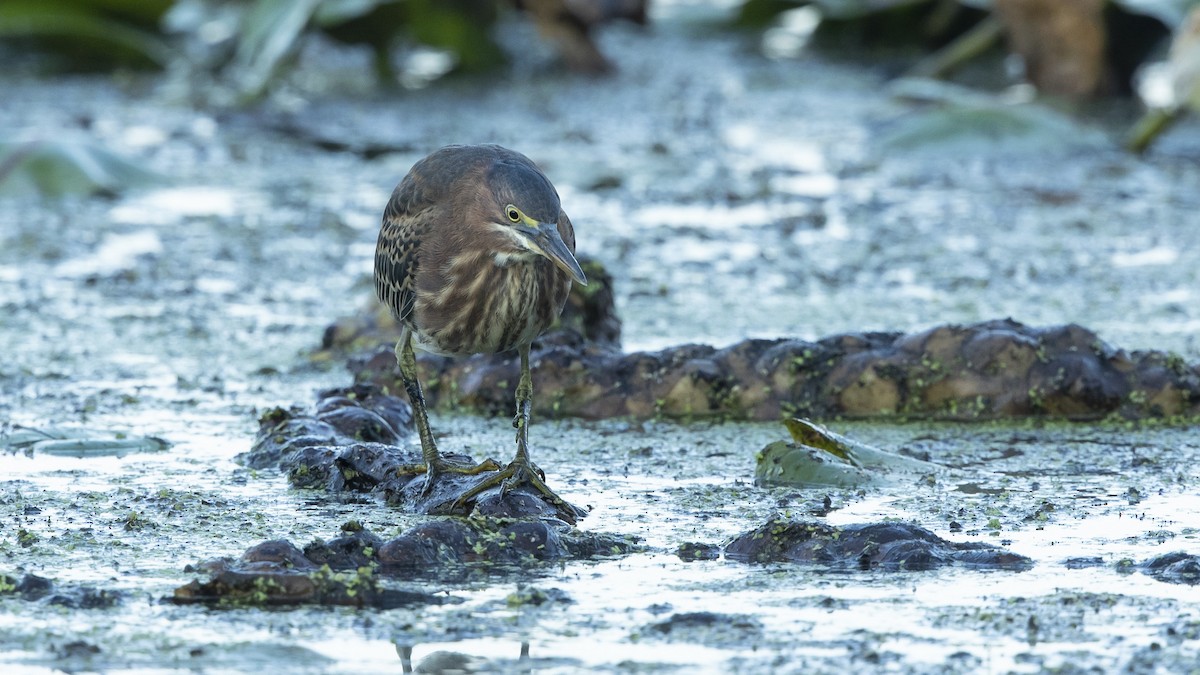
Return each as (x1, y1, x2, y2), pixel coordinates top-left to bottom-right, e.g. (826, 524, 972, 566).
(394, 457, 503, 497)
(453, 458, 584, 525)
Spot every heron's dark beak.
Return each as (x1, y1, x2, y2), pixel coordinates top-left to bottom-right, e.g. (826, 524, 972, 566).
(524, 222, 587, 286)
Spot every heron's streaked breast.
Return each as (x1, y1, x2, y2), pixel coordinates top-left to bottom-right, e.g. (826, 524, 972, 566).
(411, 252, 568, 357)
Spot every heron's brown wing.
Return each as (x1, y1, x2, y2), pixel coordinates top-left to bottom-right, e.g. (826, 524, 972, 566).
(375, 175, 437, 322)
(375, 146, 499, 322)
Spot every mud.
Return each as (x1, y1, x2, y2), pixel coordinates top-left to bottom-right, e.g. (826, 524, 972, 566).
(172, 518, 636, 608)
(724, 517, 1032, 569)
(244, 384, 591, 521)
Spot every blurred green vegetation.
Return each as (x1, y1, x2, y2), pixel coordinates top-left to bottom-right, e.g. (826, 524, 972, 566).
(3, 0, 1199, 165)
(734, 0, 1187, 66)
(4, 0, 1196, 98)
(316, 0, 503, 81)
(0, 0, 511, 197)
(0, 0, 174, 69)
(731, 0, 1200, 150)
(736, 0, 1195, 104)
(2, 0, 503, 97)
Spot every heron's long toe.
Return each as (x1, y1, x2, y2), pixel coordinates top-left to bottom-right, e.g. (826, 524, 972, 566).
(454, 457, 584, 524)
(392, 456, 502, 495)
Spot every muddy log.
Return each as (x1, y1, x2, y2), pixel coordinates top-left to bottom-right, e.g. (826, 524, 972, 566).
(321, 259, 1199, 422)
(338, 320, 1198, 422)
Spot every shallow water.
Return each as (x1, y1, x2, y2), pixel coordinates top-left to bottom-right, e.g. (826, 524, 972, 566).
(5, 418, 1200, 673)
(4, 4, 1200, 673)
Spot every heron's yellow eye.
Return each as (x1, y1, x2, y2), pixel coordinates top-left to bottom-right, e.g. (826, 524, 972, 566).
(505, 205, 521, 223)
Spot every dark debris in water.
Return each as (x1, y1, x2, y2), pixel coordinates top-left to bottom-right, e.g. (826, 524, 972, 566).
(723, 517, 1034, 571)
(1063, 556, 1106, 569)
(209, 384, 642, 609)
(644, 611, 764, 647)
(1, 574, 123, 609)
(173, 538, 441, 610)
(676, 542, 721, 561)
(1140, 552, 1200, 585)
(172, 519, 640, 608)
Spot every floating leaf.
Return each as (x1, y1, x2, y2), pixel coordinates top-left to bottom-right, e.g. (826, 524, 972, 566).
(756, 441, 878, 487)
(0, 139, 164, 198)
(4, 426, 171, 458)
(755, 418, 940, 487)
(879, 82, 1109, 155)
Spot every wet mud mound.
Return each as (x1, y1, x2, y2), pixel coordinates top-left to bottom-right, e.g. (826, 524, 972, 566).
(724, 517, 1034, 571)
(334, 314, 1200, 422)
(172, 520, 639, 608)
(242, 384, 593, 522)
(1140, 552, 1200, 585)
(0, 574, 123, 609)
(643, 611, 764, 647)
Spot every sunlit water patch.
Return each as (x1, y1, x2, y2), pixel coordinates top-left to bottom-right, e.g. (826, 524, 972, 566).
(107, 186, 254, 225)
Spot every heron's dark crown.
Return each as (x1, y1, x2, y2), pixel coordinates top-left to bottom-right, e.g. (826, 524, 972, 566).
(486, 159, 561, 223)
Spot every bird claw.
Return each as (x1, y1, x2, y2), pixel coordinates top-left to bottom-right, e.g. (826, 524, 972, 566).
(453, 459, 581, 524)
(500, 461, 546, 493)
(405, 457, 503, 499)
(419, 469, 439, 498)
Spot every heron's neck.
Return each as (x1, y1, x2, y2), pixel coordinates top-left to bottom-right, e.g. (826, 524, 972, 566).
(492, 250, 538, 268)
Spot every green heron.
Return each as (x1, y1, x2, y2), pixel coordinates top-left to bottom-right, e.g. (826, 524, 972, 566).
(374, 144, 587, 522)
